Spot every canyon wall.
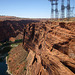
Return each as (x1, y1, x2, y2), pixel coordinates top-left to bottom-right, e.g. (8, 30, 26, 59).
(23, 21, 75, 59)
(8, 21, 75, 75)
(0, 20, 39, 42)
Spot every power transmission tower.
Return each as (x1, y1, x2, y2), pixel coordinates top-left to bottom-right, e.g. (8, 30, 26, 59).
(55, 0, 58, 19)
(61, 0, 65, 19)
(49, 0, 58, 19)
(67, 0, 70, 20)
(49, 0, 74, 21)
(70, 7, 74, 17)
(61, 0, 71, 20)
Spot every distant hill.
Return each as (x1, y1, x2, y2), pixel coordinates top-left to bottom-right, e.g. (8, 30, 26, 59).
(0, 16, 33, 21)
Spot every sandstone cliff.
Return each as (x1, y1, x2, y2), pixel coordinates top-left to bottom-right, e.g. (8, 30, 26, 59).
(0, 20, 39, 42)
(8, 21, 75, 75)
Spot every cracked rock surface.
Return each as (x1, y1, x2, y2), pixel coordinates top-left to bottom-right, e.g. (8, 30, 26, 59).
(8, 21, 75, 75)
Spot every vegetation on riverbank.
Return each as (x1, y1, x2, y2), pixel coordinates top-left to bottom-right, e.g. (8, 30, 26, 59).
(0, 39, 23, 61)
(0, 39, 23, 49)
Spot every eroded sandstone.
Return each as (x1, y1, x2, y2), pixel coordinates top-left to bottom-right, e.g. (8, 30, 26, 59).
(8, 21, 75, 75)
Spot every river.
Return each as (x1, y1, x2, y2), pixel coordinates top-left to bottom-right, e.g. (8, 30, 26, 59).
(0, 57, 10, 75)
(0, 46, 11, 75)
(0, 41, 21, 75)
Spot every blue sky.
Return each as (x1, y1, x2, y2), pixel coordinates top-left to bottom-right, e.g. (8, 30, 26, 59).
(0, 0, 75, 18)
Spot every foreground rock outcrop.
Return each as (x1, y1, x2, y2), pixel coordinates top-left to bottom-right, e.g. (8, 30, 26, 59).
(8, 21, 75, 75)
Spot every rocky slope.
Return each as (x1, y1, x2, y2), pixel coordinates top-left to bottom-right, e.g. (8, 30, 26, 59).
(7, 21, 75, 75)
(0, 20, 39, 42)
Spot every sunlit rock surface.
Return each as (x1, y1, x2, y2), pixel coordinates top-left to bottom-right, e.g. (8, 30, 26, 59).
(8, 21, 75, 75)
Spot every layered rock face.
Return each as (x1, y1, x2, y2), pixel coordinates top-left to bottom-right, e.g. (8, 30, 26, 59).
(8, 21, 75, 75)
(0, 20, 39, 42)
(23, 21, 75, 58)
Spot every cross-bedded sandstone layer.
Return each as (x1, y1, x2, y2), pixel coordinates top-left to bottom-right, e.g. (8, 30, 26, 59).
(8, 21, 75, 75)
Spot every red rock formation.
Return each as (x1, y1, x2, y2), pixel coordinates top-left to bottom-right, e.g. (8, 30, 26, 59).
(0, 20, 39, 42)
(9, 37, 15, 42)
(8, 21, 75, 75)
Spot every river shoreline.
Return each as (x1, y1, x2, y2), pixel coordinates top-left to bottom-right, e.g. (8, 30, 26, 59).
(6, 57, 12, 75)
(0, 41, 22, 75)
(0, 57, 10, 75)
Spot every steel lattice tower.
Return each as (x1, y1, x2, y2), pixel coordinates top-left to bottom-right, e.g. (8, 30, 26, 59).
(51, 0, 54, 18)
(49, 0, 58, 19)
(55, 0, 58, 19)
(67, 0, 70, 19)
(61, 0, 65, 19)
